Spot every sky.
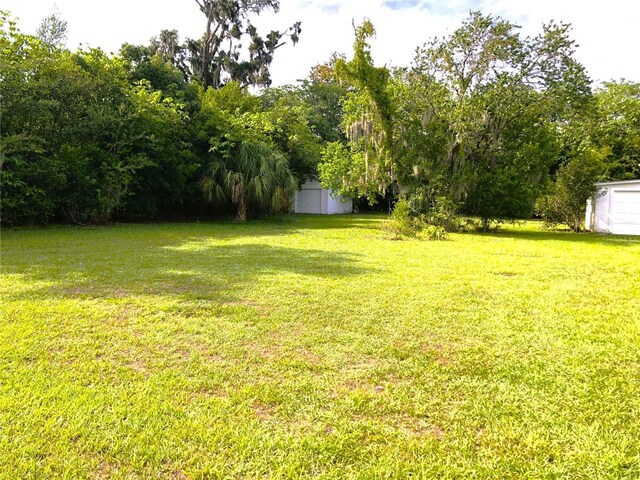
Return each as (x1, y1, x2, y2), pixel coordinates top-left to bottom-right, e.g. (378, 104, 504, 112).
(4, 0, 640, 87)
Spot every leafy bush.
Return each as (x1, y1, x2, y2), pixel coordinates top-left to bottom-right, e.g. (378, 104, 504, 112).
(383, 199, 449, 240)
(536, 148, 605, 232)
(382, 199, 418, 239)
(423, 196, 461, 232)
(417, 224, 448, 241)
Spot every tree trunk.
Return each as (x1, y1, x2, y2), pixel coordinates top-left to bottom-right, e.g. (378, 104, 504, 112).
(236, 197, 247, 222)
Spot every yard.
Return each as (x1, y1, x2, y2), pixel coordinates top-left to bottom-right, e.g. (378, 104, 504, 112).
(1, 215, 639, 478)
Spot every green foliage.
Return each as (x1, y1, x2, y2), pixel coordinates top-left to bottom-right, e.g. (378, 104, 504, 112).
(382, 199, 417, 239)
(120, 43, 200, 113)
(417, 223, 449, 241)
(0, 15, 198, 224)
(536, 148, 605, 232)
(382, 199, 449, 240)
(200, 141, 296, 220)
(319, 142, 366, 199)
(421, 196, 460, 233)
(406, 12, 589, 224)
(591, 81, 640, 180)
(320, 21, 398, 200)
(148, 1, 301, 89)
(259, 87, 323, 182)
(299, 57, 349, 143)
(2, 9, 638, 228)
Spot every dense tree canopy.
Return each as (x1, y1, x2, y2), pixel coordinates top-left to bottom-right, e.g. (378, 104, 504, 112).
(1, 8, 639, 228)
(0, 11, 307, 224)
(319, 13, 601, 228)
(592, 81, 640, 180)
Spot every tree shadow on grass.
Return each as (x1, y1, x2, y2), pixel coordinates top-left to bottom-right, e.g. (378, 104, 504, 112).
(187, 214, 384, 239)
(466, 228, 640, 246)
(4, 240, 371, 303)
(282, 214, 385, 230)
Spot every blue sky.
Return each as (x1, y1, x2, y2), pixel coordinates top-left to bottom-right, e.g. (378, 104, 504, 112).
(4, 0, 640, 86)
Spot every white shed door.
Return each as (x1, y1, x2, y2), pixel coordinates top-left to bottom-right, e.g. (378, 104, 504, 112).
(296, 188, 322, 214)
(612, 190, 640, 235)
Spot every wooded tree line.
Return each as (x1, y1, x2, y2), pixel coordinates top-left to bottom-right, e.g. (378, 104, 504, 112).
(1, 5, 639, 228)
(320, 16, 640, 231)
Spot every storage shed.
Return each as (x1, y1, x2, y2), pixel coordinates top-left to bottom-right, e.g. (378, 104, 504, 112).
(586, 179, 640, 235)
(294, 179, 352, 214)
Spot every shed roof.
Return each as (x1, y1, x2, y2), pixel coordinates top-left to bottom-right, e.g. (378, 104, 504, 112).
(594, 179, 640, 187)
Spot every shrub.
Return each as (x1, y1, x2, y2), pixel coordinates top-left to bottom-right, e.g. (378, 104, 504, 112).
(383, 198, 449, 240)
(424, 196, 461, 232)
(417, 224, 449, 241)
(382, 199, 419, 239)
(536, 149, 605, 232)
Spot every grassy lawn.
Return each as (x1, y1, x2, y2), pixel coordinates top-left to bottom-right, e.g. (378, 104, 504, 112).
(1, 215, 639, 478)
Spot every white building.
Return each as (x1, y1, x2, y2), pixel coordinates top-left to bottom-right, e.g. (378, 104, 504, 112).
(294, 179, 352, 214)
(586, 179, 640, 235)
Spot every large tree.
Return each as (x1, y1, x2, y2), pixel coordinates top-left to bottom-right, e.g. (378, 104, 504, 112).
(1, 13, 196, 224)
(319, 12, 591, 227)
(411, 13, 591, 225)
(407, 13, 591, 227)
(319, 20, 399, 200)
(592, 81, 640, 180)
(298, 55, 349, 144)
(536, 148, 605, 232)
(152, 0, 301, 89)
(195, 83, 298, 220)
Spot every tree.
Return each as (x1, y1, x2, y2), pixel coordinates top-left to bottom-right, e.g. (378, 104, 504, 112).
(407, 12, 591, 228)
(1, 13, 197, 224)
(318, 20, 399, 201)
(536, 148, 605, 232)
(36, 8, 67, 48)
(259, 86, 323, 183)
(120, 42, 200, 114)
(299, 55, 349, 144)
(200, 142, 296, 220)
(153, 0, 301, 89)
(591, 81, 640, 180)
(196, 83, 297, 220)
(1, 12, 68, 223)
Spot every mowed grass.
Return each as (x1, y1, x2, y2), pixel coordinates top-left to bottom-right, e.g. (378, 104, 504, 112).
(1, 215, 639, 479)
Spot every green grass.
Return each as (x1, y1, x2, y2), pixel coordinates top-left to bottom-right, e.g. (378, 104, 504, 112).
(1, 215, 639, 478)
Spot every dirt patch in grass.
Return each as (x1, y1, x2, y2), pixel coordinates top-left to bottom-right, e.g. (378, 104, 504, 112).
(93, 461, 118, 479)
(168, 470, 190, 480)
(420, 342, 456, 366)
(67, 286, 91, 296)
(47, 345, 77, 366)
(125, 357, 150, 377)
(109, 306, 133, 325)
(381, 413, 446, 440)
(295, 347, 322, 365)
(244, 341, 282, 361)
(252, 402, 276, 421)
(111, 288, 130, 298)
(146, 282, 193, 295)
(495, 271, 518, 277)
(199, 387, 230, 399)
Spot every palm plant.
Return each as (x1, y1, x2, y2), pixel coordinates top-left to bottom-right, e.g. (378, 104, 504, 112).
(201, 141, 296, 220)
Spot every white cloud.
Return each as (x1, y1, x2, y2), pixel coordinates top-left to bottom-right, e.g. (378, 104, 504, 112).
(4, 0, 639, 86)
